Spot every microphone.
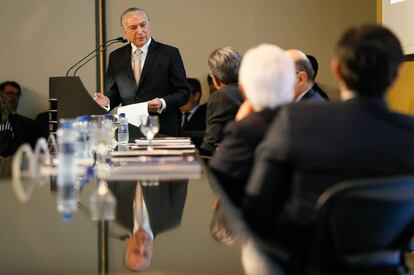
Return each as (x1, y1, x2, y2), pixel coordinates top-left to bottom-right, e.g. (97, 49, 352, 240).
(66, 37, 128, 76)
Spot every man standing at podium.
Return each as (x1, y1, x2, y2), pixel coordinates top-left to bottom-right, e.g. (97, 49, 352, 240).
(94, 7, 189, 136)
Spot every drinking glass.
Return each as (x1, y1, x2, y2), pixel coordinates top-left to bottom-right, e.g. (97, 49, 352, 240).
(140, 115, 159, 151)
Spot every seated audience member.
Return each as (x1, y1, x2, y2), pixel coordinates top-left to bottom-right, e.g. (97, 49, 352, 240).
(180, 78, 207, 148)
(306, 54, 330, 101)
(243, 25, 414, 273)
(200, 47, 244, 156)
(209, 44, 295, 205)
(0, 81, 36, 154)
(286, 50, 327, 102)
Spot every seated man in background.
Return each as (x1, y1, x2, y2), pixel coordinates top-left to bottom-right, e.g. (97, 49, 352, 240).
(180, 77, 207, 148)
(209, 44, 295, 205)
(0, 81, 35, 156)
(286, 50, 327, 102)
(200, 47, 244, 156)
(0, 93, 14, 174)
(244, 24, 414, 273)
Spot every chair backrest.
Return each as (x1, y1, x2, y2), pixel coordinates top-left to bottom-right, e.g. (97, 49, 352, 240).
(307, 176, 414, 275)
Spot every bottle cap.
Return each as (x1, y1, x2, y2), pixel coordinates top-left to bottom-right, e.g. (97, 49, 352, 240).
(77, 115, 89, 122)
(60, 121, 73, 129)
(119, 113, 126, 118)
(62, 211, 74, 221)
(104, 114, 113, 120)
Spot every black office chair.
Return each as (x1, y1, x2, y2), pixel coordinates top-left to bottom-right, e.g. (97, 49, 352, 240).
(307, 176, 414, 275)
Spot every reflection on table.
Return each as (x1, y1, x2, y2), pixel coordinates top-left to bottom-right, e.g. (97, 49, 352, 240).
(109, 180, 188, 271)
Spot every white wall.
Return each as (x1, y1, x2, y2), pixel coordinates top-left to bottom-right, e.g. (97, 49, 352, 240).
(382, 0, 414, 54)
(106, 0, 376, 102)
(0, 0, 376, 117)
(0, 0, 96, 119)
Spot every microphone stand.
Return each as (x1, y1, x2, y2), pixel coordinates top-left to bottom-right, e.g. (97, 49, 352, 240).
(73, 40, 122, 76)
(66, 37, 126, 76)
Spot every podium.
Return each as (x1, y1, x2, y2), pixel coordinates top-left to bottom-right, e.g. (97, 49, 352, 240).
(49, 76, 107, 134)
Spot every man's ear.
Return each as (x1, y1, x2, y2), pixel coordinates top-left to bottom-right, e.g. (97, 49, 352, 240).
(211, 75, 221, 89)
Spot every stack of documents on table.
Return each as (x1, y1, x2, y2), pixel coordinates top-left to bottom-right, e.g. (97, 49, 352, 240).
(134, 137, 192, 145)
(109, 154, 202, 180)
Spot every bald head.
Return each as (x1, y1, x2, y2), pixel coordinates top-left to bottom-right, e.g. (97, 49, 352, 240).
(286, 49, 315, 99)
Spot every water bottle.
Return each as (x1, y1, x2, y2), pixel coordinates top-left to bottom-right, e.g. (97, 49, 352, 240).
(56, 120, 78, 221)
(76, 115, 91, 159)
(118, 113, 129, 144)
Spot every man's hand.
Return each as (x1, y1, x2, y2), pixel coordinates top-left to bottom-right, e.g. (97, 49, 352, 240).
(148, 98, 162, 113)
(235, 100, 255, 121)
(94, 93, 109, 108)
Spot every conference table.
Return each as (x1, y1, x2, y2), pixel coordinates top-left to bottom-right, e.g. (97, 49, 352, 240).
(0, 139, 244, 275)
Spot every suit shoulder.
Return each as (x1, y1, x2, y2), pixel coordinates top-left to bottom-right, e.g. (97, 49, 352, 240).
(12, 114, 34, 124)
(109, 44, 130, 58)
(153, 40, 179, 51)
(236, 108, 278, 135)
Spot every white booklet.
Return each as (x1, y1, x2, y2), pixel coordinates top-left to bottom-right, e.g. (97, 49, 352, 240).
(117, 102, 148, 127)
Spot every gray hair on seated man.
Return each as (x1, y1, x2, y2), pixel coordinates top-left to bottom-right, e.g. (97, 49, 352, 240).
(207, 46, 242, 86)
(239, 44, 295, 111)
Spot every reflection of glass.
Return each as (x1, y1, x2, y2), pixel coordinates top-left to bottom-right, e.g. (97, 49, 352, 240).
(12, 144, 36, 203)
(34, 138, 51, 186)
(140, 115, 159, 151)
(89, 180, 116, 221)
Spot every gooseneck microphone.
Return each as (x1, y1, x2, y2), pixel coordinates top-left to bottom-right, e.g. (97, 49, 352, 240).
(66, 37, 128, 76)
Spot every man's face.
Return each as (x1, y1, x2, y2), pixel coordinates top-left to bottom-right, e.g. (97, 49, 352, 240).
(2, 84, 20, 112)
(180, 92, 200, 113)
(125, 229, 153, 271)
(122, 12, 151, 48)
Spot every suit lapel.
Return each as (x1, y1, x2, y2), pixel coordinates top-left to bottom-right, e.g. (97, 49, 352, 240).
(137, 39, 159, 90)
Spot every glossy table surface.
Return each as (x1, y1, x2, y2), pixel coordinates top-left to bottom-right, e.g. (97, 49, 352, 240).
(0, 170, 243, 274)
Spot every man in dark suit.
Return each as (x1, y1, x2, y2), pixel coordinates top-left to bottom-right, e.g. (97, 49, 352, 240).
(94, 7, 189, 136)
(109, 181, 188, 271)
(0, 81, 36, 156)
(200, 47, 244, 156)
(286, 50, 327, 102)
(209, 44, 295, 205)
(244, 25, 414, 273)
(180, 78, 207, 148)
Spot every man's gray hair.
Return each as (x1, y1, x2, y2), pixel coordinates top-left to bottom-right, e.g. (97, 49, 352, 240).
(120, 7, 149, 27)
(295, 57, 315, 85)
(239, 44, 295, 110)
(207, 47, 241, 85)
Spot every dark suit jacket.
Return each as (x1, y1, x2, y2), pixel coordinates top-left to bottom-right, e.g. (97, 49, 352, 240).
(109, 181, 188, 237)
(0, 114, 35, 157)
(244, 97, 414, 259)
(299, 87, 327, 102)
(209, 108, 278, 205)
(182, 103, 207, 148)
(105, 39, 189, 136)
(200, 84, 243, 155)
(182, 103, 207, 131)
